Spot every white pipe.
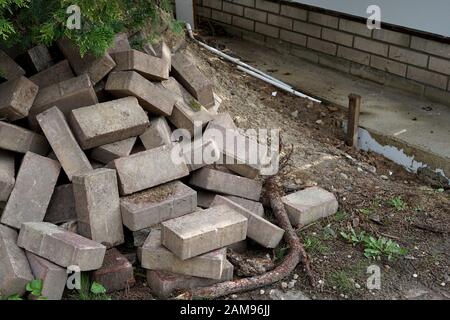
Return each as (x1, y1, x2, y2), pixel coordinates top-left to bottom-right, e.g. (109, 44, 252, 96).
(186, 23, 288, 87)
(237, 66, 322, 103)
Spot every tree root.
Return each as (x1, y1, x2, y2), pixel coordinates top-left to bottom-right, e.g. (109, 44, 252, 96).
(176, 179, 315, 300)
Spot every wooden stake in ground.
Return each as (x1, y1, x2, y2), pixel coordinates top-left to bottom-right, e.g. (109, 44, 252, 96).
(346, 94, 361, 148)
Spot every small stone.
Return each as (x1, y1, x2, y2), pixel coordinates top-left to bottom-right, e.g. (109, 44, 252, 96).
(413, 274, 418, 278)
(288, 280, 296, 288)
(260, 289, 265, 295)
(340, 173, 348, 179)
(441, 282, 446, 287)
(355, 283, 361, 289)
(293, 274, 299, 280)
(291, 111, 298, 118)
(316, 120, 323, 125)
(380, 175, 388, 180)
(231, 294, 238, 299)
(281, 282, 288, 289)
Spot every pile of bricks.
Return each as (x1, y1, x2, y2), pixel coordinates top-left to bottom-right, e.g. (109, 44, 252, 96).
(0, 33, 338, 300)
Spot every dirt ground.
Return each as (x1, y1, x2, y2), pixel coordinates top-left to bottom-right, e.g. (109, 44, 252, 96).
(112, 33, 449, 301)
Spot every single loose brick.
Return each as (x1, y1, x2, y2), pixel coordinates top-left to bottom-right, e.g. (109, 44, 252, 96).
(1, 152, 60, 229)
(0, 76, 39, 121)
(120, 181, 197, 231)
(37, 106, 92, 181)
(0, 121, 49, 155)
(171, 52, 215, 108)
(113, 49, 169, 81)
(70, 97, 149, 149)
(18, 222, 106, 271)
(111, 145, 189, 195)
(0, 224, 34, 297)
(106, 71, 176, 116)
(161, 205, 248, 260)
(73, 168, 124, 248)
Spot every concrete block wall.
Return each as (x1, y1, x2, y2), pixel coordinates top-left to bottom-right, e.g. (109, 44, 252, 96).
(194, 0, 450, 106)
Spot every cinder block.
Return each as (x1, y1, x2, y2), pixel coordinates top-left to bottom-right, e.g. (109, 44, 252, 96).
(428, 57, 450, 76)
(139, 117, 173, 150)
(171, 52, 215, 108)
(45, 184, 77, 224)
(389, 46, 428, 68)
(0, 49, 25, 80)
(90, 137, 137, 164)
(268, 13, 292, 29)
(107, 33, 131, 55)
(159, 77, 213, 135)
(26, 252, 67, 300)
(337, 46, 370, 65)
(339, 19, 371, 37)
(0, 224, 34, 297)
(410, 36, 450, 59)
(57, 38, 116, 85)
(17, 222, 106, 271)
(113, 49, 169, 81)
(1, 152, 60, 229)
(197, 6, 212, 18)
(282, 186, 338, 226)
(255, 22, 279, 38)
(73, 168, 124, 248)
(29, 60, 74, 89)
(29, 74, 99, 129)
(149, 41, 172, 73)
(0, 121, 49, 155)
(92, 248, 135, 293)
(370, 55, 407, 77)
(111, 145, 189, 195)
(232, 16, 255, 31)
(354, 37, 388, 57)
(120, 181, 197, 231)
(308, 12, 338, 28)
(244, 8, 267, 22)
(223, 1, 244, 15)
(105, 71, 176, 116)
(280, 30, 307, 46)
(212, 196, 283, 248)
(37, 106, 92, 181)
(407, 66, 448, 90)
(255, 0, 280, 13)
(280, 4, 307, 20)
(0, 76, 39, 121)
(26, 45, 53, 73)
(70, 97, 149, 149)
(146, 260, 234, 299)
(190, 167, 262, 200)
(322, 28, 353, 47)
(293, 20, 321, 38)
(225, 196, 264, 217)
(307, 37, 337, 55)
(373, 29, 410, 47)
(140, 229, 227, 279)
(203, 0, 223, 10)
(161, 204, 248, 260)
(211, 10, 232, 24)
(0, 150, 15, 202)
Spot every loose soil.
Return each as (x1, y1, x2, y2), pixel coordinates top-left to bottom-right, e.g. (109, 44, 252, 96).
(111, 33, 449, 301)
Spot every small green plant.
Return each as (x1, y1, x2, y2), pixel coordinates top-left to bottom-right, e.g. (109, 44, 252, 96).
(327, 270, 355, 294)
(189, 99, 202, 112)
(274, 246, 289, 262)
(340, 229, 366, 246)
(304, 236, 330, 255)
(26, 279, 47, 300)
(357, 208, 374, 216)
(70, 273, 110, 300)
(334, 210, 348, 222)
(340, 228, 407, 261)
(388, 196, 407, 211)
(362, 236, 408, 261)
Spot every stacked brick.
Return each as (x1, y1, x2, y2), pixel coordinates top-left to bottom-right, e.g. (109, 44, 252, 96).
(0, 31, 337, 300)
